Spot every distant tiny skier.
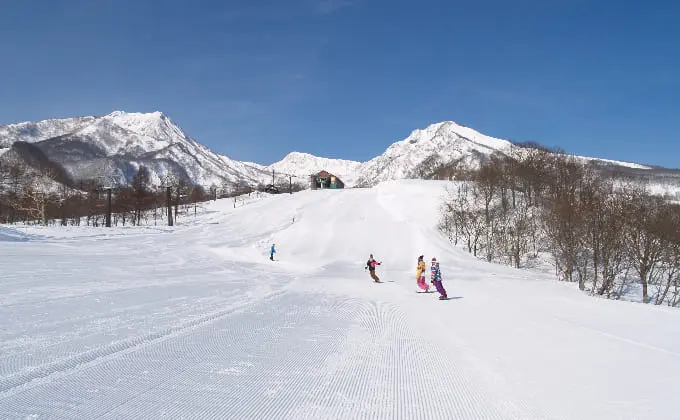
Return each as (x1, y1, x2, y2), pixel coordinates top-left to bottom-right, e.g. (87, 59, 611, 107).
(416, 255, 430, 292)
(365, 254, 382, 282)
(270, 243, 276, 261)
(430, 257, 447, 300)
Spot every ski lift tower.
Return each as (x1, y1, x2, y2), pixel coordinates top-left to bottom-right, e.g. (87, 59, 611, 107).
(95, 175, 118, 228)
(160, 175, 175, 226)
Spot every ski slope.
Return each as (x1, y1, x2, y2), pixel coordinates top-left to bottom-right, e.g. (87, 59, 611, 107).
(1, 180, 679, 419)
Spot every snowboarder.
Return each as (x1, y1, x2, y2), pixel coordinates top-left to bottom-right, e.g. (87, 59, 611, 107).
(270, 243, 276, 261)
(430, 257, 447, 300)
(365, 254, 381, 282)
(416, 255, 430, 292)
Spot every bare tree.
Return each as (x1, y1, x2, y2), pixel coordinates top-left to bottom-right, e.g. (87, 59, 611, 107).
(649, 203, 680, 305)
(505, 199, 533, 268)
(17, 167, 60, 225)
(476, 158, 504, 261)
(437, 142, 680, 306)
(621, 186, 665, 303)
(189, 185, 206, 216)
(131, 166, 151, 225)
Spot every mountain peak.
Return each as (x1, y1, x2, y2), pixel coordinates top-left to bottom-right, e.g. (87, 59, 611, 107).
(277, 151, 361, 165)
(105, 110, 165, 119)
(283, 151, 313, 159)
(398, 120, 513, 153)
(280, 151, 333, 163)
(104, 110, 169, 127)
(102, 110, 186, 144)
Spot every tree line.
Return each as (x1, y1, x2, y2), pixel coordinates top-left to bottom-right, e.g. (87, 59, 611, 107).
(439, 147, 680, 306)
(0, 161, 217, 227)
(0, 159, 310, 227)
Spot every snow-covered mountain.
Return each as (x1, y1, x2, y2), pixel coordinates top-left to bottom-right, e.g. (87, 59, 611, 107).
(265, 122, 525, 187)
(359, 121, 660, 186)
(270, 121, 655, 188)
(0, 111, 266, 188)
(0, 115, 97, 148)
(268, 152, 363, 186)
(354, 121, 510, 186)
(1, 111, 670, 193)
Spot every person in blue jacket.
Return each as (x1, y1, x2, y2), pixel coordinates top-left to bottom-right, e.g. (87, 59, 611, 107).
(430, 257, 448, 300)
(270, 243, 276, 261)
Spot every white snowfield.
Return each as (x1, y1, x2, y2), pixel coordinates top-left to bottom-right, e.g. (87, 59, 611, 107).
(1, 180, 679, 419)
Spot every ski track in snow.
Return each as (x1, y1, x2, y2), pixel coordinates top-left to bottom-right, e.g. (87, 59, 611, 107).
(2, 180, 680, 419)
(0, 291, 528, 420)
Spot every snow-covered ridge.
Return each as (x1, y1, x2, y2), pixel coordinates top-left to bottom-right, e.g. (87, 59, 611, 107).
(354, 121, 509, 186)
(275, 121, 655, 188)
(354, 120, 654, 186)
(0, 111, 661, 189)
(267, 152, 363, 186)
(0, 111, 267, 187)
(0, 115, 96, 148)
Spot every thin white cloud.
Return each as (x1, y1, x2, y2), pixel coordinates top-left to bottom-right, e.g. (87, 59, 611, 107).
(314, 0, 353, 15)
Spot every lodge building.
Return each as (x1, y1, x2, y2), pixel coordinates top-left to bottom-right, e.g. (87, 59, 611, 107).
(310, 171, 344, 189)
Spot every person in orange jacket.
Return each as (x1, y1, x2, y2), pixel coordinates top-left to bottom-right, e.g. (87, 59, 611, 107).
(416, 255, 430, 292)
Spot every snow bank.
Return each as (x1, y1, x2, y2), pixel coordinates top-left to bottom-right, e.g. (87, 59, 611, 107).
(0, 226, 31, 242)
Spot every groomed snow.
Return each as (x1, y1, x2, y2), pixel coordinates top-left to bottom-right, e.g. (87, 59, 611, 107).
(1, 180, 679, 419)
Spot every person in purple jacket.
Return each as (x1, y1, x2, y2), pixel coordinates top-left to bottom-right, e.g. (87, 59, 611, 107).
(430, 257, 448, 300)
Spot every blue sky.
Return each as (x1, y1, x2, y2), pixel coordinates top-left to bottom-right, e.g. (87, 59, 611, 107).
(1, 0, 678, 167)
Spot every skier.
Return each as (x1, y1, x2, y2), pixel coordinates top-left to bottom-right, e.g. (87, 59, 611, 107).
(270, 243, 276, 261)
(416, 255, 430, 292)
(365, 254, 382, 282)
(430, 257, 447, 300)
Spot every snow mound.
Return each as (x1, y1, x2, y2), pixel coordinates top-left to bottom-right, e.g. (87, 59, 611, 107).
(0, 226, 32, 242)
